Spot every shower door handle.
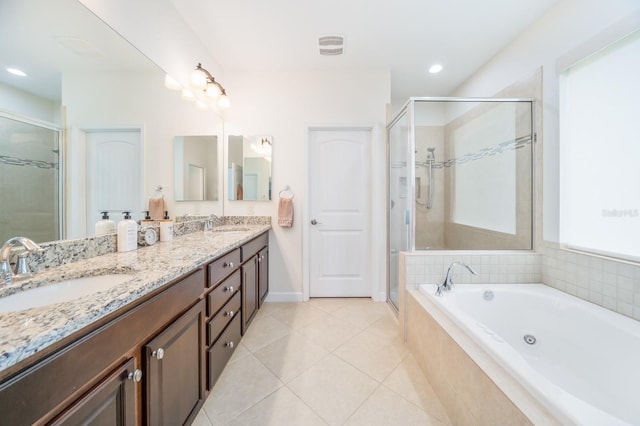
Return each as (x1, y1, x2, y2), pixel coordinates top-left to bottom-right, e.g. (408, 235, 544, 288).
(310, 219, 322, 225)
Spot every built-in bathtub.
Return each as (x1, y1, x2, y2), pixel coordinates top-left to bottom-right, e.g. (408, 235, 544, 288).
(408, 283, 640, 425)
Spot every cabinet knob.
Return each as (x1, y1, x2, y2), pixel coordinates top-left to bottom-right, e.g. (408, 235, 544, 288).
(128, 369, 143, 382)
(225, 286, 234, 293)
(224, 261, 234, 268)
(226, 310, 234, 317)
(261, 255, 265, 261)
(225, 341, 234, 348)
(152, 348, 165, 360)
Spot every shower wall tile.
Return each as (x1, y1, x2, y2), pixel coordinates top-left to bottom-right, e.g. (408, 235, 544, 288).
(542, 241, 640, 321)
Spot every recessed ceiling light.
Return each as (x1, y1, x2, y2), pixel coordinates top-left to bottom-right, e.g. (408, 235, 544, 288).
(429, 64, 443, 74)
(6, 67, 27, 77)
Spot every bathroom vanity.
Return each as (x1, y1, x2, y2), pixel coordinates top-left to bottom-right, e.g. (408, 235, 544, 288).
(0, 224, 269, 425)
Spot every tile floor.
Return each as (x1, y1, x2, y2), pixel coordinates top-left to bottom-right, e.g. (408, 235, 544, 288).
(193, 298, 451, 426)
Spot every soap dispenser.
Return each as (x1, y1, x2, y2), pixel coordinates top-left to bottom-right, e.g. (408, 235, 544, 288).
(95, 211, 116, 236)
(117, 211, 138, 252)
(160, 211, 173, 242)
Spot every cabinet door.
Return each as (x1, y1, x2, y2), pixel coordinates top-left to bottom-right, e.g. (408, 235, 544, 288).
(51, 358, 138, 426)
(144, 300, 205, 426)
(241, 256, 258, 335)
(258, 247, 269, 306)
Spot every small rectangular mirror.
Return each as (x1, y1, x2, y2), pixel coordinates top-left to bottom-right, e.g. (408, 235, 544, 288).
(174, 135, 218, 201)
(227, 135, 272, 201)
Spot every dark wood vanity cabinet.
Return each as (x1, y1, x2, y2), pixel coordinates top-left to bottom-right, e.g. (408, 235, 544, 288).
(144, 300, 205, 426)
(0, 230, 269, 426)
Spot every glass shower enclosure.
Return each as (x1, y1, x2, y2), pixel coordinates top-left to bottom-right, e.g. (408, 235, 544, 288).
(387, 98, 535, 312)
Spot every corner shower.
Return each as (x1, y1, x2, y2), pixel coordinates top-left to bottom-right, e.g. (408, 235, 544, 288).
(387, 97, 534, 311)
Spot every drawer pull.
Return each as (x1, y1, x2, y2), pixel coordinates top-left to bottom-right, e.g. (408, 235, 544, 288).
(152, 348, 165, 360)
(224, 261, 234, 268)
(226, 310, 234, 317)
(225, 341, 234, 348)
(225, 286, 234, 293)
(128, 369, 143, 383)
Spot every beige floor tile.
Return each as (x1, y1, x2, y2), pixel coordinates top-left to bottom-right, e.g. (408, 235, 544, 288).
(344, 385, 446, 426)
(296, 314, 362, 352)
(288, 354, 379, 425)
(191, 409, 212, 426)
(203, 353, 283, 424)
(256, 301, 295, 318)
(241, 314, 291, 352)
(228, 341, 251, 363)
(383, 354, 451, 424)
(227, 386, 328, 426)
(253, 332, 329, 383)
(307, 297, 356, 313)
(331, 301, 391, 329)
(366, 312, 401, 342)
(334, 329, 408, 382)
(268, 303, 331, 330)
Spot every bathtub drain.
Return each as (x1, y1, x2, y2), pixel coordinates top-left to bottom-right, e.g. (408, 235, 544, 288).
(523, 334, 537, 345)
(482, 290, 494, 301)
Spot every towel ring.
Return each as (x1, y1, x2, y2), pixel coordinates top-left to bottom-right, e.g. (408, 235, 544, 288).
(279, 185, 294, 199)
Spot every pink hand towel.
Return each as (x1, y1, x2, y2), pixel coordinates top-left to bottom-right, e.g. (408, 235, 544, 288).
(149, 197, 165, 220)
(278, 197, 294, 227)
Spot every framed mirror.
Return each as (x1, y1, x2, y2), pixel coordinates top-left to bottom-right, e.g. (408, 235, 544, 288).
(174, 135, 218, 201)
(227, 135, 272, 201)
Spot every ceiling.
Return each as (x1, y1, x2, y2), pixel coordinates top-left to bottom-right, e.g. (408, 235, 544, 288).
(0, 0, 159, 102)
(170, 0, 560, 103)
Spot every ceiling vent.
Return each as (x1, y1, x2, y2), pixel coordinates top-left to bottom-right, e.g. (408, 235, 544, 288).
(318, 35, 344, 56)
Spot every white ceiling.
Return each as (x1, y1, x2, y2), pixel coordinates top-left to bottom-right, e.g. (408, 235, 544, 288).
(171, 0, 561, 103)
(0, 0, 159, 101)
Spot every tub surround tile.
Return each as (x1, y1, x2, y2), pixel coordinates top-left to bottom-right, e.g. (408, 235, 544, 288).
(0, 223, 271, 374)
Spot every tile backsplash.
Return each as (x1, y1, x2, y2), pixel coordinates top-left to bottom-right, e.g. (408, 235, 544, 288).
(402, 244, 640, 321)
(542, 242, 640, 320)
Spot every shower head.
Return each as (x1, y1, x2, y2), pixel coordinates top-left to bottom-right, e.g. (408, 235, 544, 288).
(426, 147, 435, 161)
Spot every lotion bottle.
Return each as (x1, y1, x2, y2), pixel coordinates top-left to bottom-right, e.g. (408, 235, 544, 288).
(117, 211, 138, 252)
(160, 211, 173, 242)
(95, 211, 116, 236)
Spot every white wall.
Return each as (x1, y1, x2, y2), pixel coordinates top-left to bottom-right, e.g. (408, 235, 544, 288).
(0, 83, 59, 125)
(451, 0, 640, 243)
(62, 70, 223, 238)
(223, 69, 390, 301)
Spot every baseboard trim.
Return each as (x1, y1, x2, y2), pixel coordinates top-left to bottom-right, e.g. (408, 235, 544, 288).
(263, 292, 304, 302)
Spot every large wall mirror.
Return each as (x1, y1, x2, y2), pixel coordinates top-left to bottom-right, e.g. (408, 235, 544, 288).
(227, 135, 272, 201)
(174, 135, 218, 201)
(0, 0, 223, 243)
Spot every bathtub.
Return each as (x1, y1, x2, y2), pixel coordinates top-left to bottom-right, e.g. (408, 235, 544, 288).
(416, 283, 640, 425)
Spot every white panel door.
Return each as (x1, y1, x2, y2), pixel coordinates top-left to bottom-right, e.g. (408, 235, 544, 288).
(86, 130, 142, 235)
(309, 128, 371, 297)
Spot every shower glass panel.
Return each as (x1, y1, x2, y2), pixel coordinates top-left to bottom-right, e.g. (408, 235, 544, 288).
(0, 114, 61, 243)
(387, 109, 410, 312)
(387, 98, 534, 310)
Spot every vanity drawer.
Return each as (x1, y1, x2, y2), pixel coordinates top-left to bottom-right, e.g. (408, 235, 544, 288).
(207, 270, 240, 317)
(241, 232, 268, 262)
(207, 291, 241, 345)
(207, 248, 241, 288)
(208, 314, 241, 389)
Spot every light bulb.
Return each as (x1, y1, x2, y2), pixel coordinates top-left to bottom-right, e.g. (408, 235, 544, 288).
(191, 68, 208, 89)
(218, 94, 230, 108)
(181, 88, 196, 101)
(205, 84, 221, 99)
(164, 74, 182, 90)
(196, 99, 208, 109)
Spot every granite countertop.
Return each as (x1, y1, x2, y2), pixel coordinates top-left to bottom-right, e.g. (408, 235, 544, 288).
(0, 224, 270, 375)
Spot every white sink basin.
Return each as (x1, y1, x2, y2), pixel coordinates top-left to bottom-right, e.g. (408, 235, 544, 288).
(0, 274, 134, 312)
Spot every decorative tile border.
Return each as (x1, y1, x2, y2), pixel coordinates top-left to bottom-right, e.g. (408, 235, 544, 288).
(0, 155, 58, 169)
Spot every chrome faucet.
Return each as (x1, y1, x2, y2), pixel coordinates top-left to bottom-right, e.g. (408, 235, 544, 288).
(204, 213, 220, 231)
(1, 236, 43, 286)
(435, 261, 478, 296)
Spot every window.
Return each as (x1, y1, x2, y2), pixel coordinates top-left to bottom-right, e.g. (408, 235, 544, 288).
(560, 29, 640, 261)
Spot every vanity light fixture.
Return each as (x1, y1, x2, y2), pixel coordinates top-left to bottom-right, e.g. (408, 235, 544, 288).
(190, 63, 229, 108)
(164, 74, 182, 90)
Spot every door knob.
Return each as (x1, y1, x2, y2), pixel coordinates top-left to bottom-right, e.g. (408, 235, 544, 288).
(311, 219, 322, 225)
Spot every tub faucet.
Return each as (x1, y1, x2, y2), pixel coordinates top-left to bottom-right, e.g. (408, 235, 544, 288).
(436, 261, 478, 296)
(1, 236, 43, 286)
